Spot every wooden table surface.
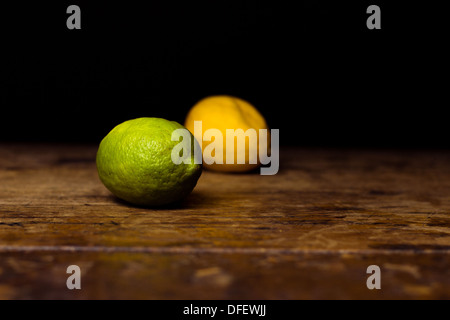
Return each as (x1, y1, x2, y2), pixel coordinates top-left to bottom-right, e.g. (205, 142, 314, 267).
(0, 143, 449, 299)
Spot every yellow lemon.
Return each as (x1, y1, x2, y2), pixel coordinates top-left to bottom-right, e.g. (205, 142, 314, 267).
(184, 95, 270, 173)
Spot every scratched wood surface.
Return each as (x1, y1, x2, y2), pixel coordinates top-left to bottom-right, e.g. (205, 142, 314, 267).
(0, 143, 449, 299)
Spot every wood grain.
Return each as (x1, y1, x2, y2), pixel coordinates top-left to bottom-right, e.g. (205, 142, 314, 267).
(1, 143, 450, 299)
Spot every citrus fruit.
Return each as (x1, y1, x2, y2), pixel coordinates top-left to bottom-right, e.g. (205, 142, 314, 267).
(96, 118, 202, 206)
(184, 95, 270, 173)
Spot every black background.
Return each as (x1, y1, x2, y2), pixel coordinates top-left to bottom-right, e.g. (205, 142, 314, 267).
(1, 1, 447, 147)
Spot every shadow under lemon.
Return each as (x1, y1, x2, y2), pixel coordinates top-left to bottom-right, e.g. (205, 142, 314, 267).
(107, 181, 222, 210)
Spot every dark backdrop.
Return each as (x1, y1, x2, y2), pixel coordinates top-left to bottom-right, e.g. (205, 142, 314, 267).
(1, 1, 446, 147)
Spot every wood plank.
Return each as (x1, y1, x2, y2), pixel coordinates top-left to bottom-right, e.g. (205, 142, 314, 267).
(1, 143, 450, 299)
(1, 144, 450, 250)
(1, 251, 449, 300)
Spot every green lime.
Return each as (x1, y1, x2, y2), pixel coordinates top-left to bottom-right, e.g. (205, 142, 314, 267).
(96, 117, 202, 206)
